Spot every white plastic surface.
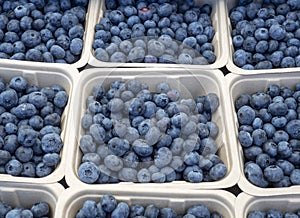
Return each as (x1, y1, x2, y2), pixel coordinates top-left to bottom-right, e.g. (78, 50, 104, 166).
(0, 62, 78, 184)
(55, 188, 235, 218)
(65, 68, 240, 189)
(236, 192, 300, 217)
(87, 0, 229, 69)
(226, 72, 300, 196)
(225, 0, 300, 75)
(0, 0, 96, 69)
(0, 182, 64, 217)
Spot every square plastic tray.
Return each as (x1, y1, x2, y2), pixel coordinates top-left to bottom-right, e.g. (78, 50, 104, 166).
(55, 188, 235, 218)
(65, 67, 239, 189)
(236, 192, 300, 217)
(226, 72, 300, 196)
(0, 62, 78, 184)
(225, 0, 300, 75)
(0, 182, 64, 217)
(87, 0, 229, 69)
(0, 0, 96, 69)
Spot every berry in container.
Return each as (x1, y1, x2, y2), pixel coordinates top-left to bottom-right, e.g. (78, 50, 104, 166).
(88, 0, 229, 69)
(65, 68, 239, 190)
(0, 62, 78, 184)
(0, 182, 63, 218)
(227, 71, 300, 195)
(236, 192, 300, 218)
(0, 0, 96, 69)
(226, 0, 300, 74)
(55, 188, 235, 218)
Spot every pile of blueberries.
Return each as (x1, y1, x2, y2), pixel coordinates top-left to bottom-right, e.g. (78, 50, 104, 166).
(76, 194, 222, 218)
(236, 83, 300, 188)
(230, 0, 300, 69)
(93, 0, 216, 65)
(0, 201, 50, 217)
(0, 76, 68, 178)
(248, 209, 300, 218)
(0, 0, 89, 63)
(78, 79, 227, 184)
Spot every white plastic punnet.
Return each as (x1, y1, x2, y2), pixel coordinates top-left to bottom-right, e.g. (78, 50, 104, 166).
(87, 0, 229, 69)
(0, 0, 96, 69)
(0, 62, 79, 184)
(225, 0, 300, 75)
(65, 67, 239, 190)
(236, 192, 300, 217)
(0, 182, 63, 217)
(55, 188, 235, 218)
(226, 72, 300, 196)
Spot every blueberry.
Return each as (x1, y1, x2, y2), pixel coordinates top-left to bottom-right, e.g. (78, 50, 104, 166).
(129, 205, 145, 217)
(108, 137, 130, 157)
(118, 167, 138, 182)
(158, 207, 177, 218)
(128, 47, 145, 63)
(230, 10, 244, 27)
(238, 130, 253, 147)
(0, 90, 18, 111)
(237, 105, 256, 125)
(53, 90, 68, 108)
(247, 210, 267, 218)
(148, 40, 165, 57)
(281, 57, 296, 68)
(152, 147, 172, 169)
(157, 3, 173, 17)
(269, 24, 286, 41)
(264, 165, 284, 183)
(187, 205, 210, 218)
(244, 162, 269, 187)
(78, 161, 100, 183)
(3, 134, 19, 155)
(43, 153, 60, 167)
(21, 162, 36, 177)
(50, 45, 65, 59)
(111, 202, 130, 218)
(284, 120, 300, 139)
(21, 30, 41, 48)
(100, 194, 118, 213)
(242, 36, 257, 52)
(199, 137, 217, 156)
(276, 159, 294, 176)
(110, 51, 127, 62)
(233, 49, 249, 67)
(61, 13, 79, 31)
(5, 159, 23, 176)
(108, 10, 125, 26)
(0, 150, 11, 165)
(272, 130, 289, 143)
(0, 14, 8, 30)
(290, 169, 300, 185)
(256, 153, 271, 169)
(41, 133, 63, 153)
(15, 146, 33, 163)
